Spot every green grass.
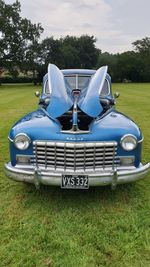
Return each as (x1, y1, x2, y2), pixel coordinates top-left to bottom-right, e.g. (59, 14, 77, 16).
(0, 83, 150, 267)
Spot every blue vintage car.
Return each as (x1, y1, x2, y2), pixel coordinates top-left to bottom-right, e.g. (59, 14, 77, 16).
(5, 64, 150, 189)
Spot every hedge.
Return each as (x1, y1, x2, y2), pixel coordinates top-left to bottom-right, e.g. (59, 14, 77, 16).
(0, 76, 38, 84)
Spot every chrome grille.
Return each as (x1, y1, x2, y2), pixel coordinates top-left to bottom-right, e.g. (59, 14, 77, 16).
(33, 141, 119, 171)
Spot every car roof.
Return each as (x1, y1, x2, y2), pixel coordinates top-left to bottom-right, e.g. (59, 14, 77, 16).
(43, 68, 111, 83)
(61, 69, 96, 75)
(62, 69, 111, 84)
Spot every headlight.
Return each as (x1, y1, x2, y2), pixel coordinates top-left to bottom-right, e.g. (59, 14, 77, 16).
(14, 133, 31, 150)
(120, 134, 137, 151)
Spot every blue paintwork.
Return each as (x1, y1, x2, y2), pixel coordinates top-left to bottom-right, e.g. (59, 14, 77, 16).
(9, 108, 142, 167)
(8, 65, 143, 169)
(78, 66, 107, 117)
(46, 64, 73, 118)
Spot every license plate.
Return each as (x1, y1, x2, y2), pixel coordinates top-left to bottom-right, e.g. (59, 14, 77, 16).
(61, 175, 89, 189)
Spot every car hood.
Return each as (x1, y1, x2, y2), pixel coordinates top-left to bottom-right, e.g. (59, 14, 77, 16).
(46, 64, 73, 118)
(78, 65, 107, 117)
(9, 110, 142, 168)
(9, 110, 142, 142)
(46, 64, 107, 119)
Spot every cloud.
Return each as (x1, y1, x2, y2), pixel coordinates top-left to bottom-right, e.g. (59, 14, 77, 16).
(4, 0, 150, 53)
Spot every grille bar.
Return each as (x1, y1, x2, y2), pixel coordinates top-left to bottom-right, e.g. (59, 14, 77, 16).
(33, 141, 119, 171)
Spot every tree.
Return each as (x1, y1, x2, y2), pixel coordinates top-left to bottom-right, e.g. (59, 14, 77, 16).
(132, 37, 150, 82)
(97, 52, 118, 81)
(36, 35, 100, 82)
(60, 35, 100, 69)
(77, 35, 100, 68)
(116, 51, 143, 82)
(40, 37, 63, 66)
(35, 37, 63, 82)
(0, 0, 43, 81)
(59, 36, 80, 68)
(133, 37, 150, 54)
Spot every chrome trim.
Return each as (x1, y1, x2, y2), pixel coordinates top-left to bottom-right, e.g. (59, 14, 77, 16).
(118, 156, 135, 159)
(64, 74, 92, 77)
(13, 133, 31, 150)
(16, 154, 31, 158)
(16, 154, 32, 164)
(111, 170, 118, 190)
(33, 140, 118, 147)
(100, 78, 110, 97)
(8, 163, 138, 172)
(138, 136, 144, 143)
(72, 89, 79, 131)
(118, 156, 135, 166)
(44, 79, 51, 96)
(8, 136, 13, 142)
(75, 74, 78, 89)
(4, 162, 150, 188)
(61, 130, 90, 134)
(120, 134, 137, 151)
(118, 155, 135, 161)
(32, 141, 118, 172)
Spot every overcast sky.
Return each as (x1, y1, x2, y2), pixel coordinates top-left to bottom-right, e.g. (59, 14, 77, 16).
(5, 0, 150, 53)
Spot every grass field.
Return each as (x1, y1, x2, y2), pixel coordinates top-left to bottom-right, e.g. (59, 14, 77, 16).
(0, 83, 150, 267)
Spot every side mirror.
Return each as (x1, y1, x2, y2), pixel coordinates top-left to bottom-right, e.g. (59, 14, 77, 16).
(114, 92, 120, 99)
(35, 91, 40, 97)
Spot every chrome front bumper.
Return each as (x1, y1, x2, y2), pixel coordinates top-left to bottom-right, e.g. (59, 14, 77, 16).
(4, 162, 150, 189)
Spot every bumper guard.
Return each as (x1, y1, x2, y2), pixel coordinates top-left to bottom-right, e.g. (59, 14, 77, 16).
(4, 162, 150, 189)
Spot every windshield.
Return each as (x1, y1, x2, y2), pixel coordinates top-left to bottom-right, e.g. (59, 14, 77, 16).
(64, 75, 91, 90)
(44, 75, 110, 96)
(100, 79, 110, 96)
(44, 80, 49, 94)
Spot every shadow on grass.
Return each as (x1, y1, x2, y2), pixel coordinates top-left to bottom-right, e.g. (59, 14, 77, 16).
(20, 181, 139, 210)
(3, 175, 148, 220)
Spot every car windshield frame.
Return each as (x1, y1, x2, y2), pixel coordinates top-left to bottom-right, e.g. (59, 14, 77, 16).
(100, 78, 110, 97)
(43, 74, 111, 97)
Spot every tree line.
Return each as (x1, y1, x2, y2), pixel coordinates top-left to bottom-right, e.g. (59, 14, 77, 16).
(0, 0, 150, 83)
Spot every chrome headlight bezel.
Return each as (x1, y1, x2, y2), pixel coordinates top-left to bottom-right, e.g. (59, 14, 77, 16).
(120, 134, 137, 151)
(13, 133, 31, 150)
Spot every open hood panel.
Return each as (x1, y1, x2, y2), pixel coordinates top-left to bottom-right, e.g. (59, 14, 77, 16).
(46, 64, 73, 118)
(78, 66, 108, 117)
(46, 64, 107, 119)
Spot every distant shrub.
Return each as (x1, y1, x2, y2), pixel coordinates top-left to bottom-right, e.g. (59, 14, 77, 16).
(0, 76, 38, 84)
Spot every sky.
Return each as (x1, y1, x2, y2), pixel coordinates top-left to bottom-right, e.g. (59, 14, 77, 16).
(5, 0, 150, 53)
